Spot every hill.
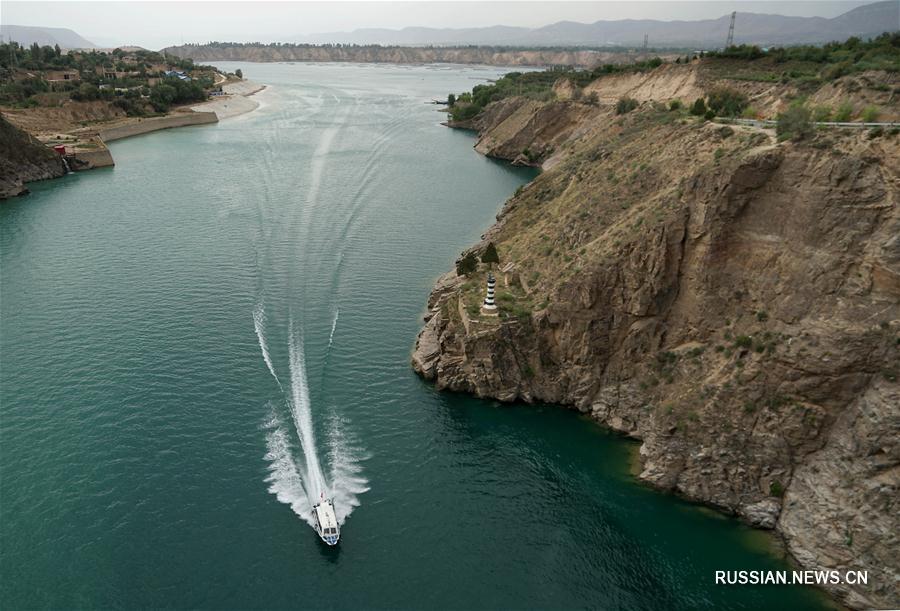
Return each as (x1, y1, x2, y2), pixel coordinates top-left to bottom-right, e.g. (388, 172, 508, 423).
(291, 1, 898, 48)
(413, 37, 899, 611)
(0, 24, 96, 49)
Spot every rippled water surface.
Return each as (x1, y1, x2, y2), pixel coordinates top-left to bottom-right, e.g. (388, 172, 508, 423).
(1, 63, 829, 610)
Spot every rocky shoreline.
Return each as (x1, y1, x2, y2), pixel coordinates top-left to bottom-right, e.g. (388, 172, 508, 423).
(412, 88, 899, 608)
(0, 115, 66, 198)
(0, 80, 265, 200)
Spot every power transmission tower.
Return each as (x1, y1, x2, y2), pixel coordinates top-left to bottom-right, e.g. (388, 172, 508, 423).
(643, 34, 648, 52)
(726, 11, 736, 47)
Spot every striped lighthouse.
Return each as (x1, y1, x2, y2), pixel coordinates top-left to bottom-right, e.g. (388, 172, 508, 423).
(482, 273, 498, 313)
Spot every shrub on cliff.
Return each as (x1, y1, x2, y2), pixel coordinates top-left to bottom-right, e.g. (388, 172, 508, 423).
(690, 98, 707, 116)
(616, 97, 638, 114)
(706, 88, 748, 117)
(776, 105, 814, 141)
(456, 253, 478, 276)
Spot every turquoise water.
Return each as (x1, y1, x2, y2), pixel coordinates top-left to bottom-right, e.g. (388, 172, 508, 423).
(1, 63, 829, 610)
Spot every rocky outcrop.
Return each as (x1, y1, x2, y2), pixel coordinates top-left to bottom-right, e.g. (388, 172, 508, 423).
(0, 113, 66, 199)
(413, 97, 899, 608)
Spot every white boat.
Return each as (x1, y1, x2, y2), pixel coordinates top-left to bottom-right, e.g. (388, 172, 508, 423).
(313, 496, 340, 546)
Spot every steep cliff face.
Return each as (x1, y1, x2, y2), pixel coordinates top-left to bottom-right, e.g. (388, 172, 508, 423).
(163, 44, 662, 68)
(413, 99, 899, 608)
(0, 114, 66, 199)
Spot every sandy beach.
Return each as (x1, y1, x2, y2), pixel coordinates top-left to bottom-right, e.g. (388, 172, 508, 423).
(192, 80, 267, 120)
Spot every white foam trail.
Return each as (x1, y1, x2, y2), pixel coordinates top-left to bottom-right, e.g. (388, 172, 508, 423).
(328, 308, 340, 348)
(325, 414, 370, 525)
(287, 318, 326, 499)
(262, 409, 315, 527)
(253, 302, 282, 391)
(262, 320, 369, 528)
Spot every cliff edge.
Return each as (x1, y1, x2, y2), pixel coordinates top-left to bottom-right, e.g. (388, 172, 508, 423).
(0, 114, 66, 199)
(414, 92, 899, 608)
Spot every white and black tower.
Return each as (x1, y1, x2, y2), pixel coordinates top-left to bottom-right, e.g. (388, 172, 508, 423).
(482, 273, 498, 314)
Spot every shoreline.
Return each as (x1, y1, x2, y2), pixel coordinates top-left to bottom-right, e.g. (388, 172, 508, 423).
(7, 79, 267, 183)
(191, 79, 267, 120)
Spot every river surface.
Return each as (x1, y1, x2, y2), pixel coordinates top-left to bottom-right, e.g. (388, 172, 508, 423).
(1, 63, 831, 610)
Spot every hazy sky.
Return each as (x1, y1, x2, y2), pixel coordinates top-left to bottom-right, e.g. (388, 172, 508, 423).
(1, 1, 873, 49)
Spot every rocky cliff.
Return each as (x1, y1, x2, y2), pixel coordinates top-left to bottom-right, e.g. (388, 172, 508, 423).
(0, 114, 66, 199)
(413, 89, 899, 607)
(163, 43, 661, 69)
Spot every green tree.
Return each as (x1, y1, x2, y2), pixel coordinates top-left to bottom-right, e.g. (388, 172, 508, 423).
(481, 242, 500, 267)
(706, 87, 748, 117)
(235, 68, 243, 79)
(447, 93, 456, 106)
(72, 82, 100, 101)
(690, 97, 707, 116)
(456, 252, 478, 276)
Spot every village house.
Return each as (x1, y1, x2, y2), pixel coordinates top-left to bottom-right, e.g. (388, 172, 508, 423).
(44, 70, 81, 89)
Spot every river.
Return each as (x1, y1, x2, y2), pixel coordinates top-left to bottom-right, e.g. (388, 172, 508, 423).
(0, 62, 830, 610)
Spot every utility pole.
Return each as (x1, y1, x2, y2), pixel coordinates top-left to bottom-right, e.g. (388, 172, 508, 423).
(726, 11, 736, 48)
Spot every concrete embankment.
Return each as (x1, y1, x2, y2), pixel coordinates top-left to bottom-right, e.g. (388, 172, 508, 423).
(98, 111, 219, 142)
(71, 146, 115, 169)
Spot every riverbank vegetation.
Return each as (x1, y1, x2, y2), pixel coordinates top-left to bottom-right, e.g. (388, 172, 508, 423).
(703, 32, 899, 88)
(446, 32, 897, 123)
(0, 43, 223, 115)
(448, 58, 664, 121)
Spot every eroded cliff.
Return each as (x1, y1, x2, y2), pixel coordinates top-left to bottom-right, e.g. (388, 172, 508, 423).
(0, 114, 66, 199)
(414, 94, 899, 608)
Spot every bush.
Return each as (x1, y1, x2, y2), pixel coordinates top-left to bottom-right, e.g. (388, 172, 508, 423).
(235, 68, 243, 79)
(669, 99, 682, 111)
(616, 97, 639, 114)
(776, 105, 814, 141)
(734, 335, 753, 349)
(861, 105, 879, 122)
(689, 97, 707, 116)
(706, 87, 749, 117)
(769, 481, 785, 498)
(834, 102, 853, 122)
(449, 103, 480, 122)
(71, 82, 100, 101)
(704, 109, 715, 121)
(812, 105, 832, 122)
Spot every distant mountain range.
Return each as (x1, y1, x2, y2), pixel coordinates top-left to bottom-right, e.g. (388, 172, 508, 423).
(294, 1, 899, 48)
(4, 1, 898, 52)
(1, 24, 97, 49)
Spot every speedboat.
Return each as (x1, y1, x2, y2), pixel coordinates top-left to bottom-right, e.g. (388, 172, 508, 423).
(313, 496, 340, 546)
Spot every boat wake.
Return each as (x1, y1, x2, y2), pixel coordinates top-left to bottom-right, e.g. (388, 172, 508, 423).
(328, 308, 339, 348)
(259, 313, 367, 530)
(253, 302, 282, 391)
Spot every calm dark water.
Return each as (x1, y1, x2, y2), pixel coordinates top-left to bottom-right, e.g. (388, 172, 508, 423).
(1, 63, 829, 610)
